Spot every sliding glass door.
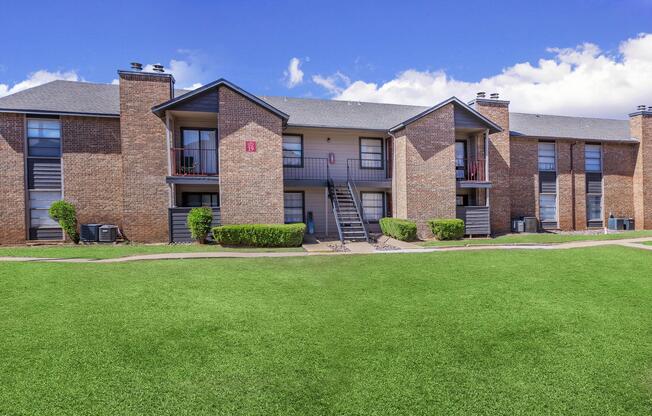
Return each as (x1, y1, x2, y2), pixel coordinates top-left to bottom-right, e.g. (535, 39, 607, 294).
(181, 128, 217, 175)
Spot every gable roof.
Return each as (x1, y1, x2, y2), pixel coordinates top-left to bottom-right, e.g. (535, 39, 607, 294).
(0, 80, 636, 142)
(509, 112, 634, 142)
(151, 78, 289, 120)
(388, 96, 502, 134)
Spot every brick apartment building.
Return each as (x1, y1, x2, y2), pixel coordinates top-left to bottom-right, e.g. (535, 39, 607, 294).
(0, 64, 651, 244)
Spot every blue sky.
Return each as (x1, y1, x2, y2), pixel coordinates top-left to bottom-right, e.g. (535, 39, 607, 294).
(1, 0, 652, 117)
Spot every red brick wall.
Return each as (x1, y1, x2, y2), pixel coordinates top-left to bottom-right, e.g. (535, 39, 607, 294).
(509, 138, 538, 219)
(0, 113, 26, 244)
(394, 103, 456, 238)
(118, 72, 172, 242)
(217, 85, 284, 224)
(472, 100, 511, 234)
(631, 114, 652, 229)
(604, 142, 636, 221)
(61, 116, 123, 227)
(557, 141, 587, 230)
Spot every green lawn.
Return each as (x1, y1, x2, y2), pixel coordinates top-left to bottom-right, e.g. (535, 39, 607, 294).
(1, 247, 652, 415)
(420, 230, 652, 247)
(0, 243, 303, 259)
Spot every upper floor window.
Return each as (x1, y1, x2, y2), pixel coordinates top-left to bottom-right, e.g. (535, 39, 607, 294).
(585, 144, 602, 172)
(360, 137, 383, 169)
(27, 118, 61, 157)
(283, 135, 303, 167)
(538, 142, 556, 171)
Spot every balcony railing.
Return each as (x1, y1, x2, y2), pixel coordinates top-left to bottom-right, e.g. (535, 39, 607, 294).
(283, 157, 329, 181)
(456, 158, 486, 182)
(347, 159, 391, 182)
(170, 148, 218, 176)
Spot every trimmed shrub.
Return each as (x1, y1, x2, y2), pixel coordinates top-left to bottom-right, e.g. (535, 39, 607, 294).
(212, 223, 306, 247)
(428, 218, 465, 240)
(48, 200, 79, 243)
(187, 207, 214, 244)
(379, 218, 417, 241)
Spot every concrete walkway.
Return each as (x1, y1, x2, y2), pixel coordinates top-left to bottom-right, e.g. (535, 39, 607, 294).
(1, 237, 651, 263)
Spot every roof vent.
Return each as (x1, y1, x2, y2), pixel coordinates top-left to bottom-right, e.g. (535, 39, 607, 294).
(130, 62, 143, 71)
(476, 91, 486, 98)
(152, 64, 165, 73)
(490, 93, 500, 99)
(637, 105, 647, 111)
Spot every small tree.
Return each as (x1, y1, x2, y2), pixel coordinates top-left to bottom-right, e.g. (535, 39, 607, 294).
(187, 207, 213, 244)
(48, 200, 79, 243)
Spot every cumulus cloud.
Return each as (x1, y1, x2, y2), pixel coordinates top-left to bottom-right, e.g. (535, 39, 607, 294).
(318, 33, 652, 118)
(0, 69, 81, 97)
(144, 50, 209, 90)
(283, 57, 304, 88)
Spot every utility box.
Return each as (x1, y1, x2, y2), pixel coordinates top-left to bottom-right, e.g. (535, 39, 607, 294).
(608, 217, 626, 230)
(98, 225, 118, 243)
(80, 224, 101, 242)
(523, 217, 539, 233)
(511, 218, 524, 233)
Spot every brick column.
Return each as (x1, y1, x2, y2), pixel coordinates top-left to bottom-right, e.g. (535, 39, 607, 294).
(118, 70, 173, 242)
(0, 113, 26, 244)
(392, 103, 456, 238)
(217, 85, 284, 224)
(557, 141, 586, 230)
(470, 99, 511, 234)
(631, 110, 652, 229)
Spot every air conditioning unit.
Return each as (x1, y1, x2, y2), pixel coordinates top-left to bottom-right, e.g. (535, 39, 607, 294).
(99, 225, 118, 243)
(511, 218, 524, 233)
(80, 224, 102, 242)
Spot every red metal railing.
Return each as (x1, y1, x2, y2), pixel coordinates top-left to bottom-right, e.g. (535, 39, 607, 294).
(170, 148, 218, 176)
(456, 158, 486, 181)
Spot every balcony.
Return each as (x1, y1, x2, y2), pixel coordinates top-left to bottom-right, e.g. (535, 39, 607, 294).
(283, 157, 329, 185)
(347, 159, 391, 187)
(456, 158, 490, 188)
(170, 148, 218, 176)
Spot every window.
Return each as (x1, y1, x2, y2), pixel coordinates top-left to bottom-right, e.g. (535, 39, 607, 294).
(587, 194, 602, 222)
(181, 128, 217, 174)
(27, 118, 61, 157)
(29, 190, 61, 227)
(284, 192, 304, 223)
(361, 192, 384, 222)
(539, 194, 557, 222)
(538, 142, 556, 171)
(456, 195, 468, 206)
(283, 135, 303, 167)
(182, 192, 219, 207)
(585, 144, 602, 172)
(455, 141, 467, 179)
(360, 137, 383, 169)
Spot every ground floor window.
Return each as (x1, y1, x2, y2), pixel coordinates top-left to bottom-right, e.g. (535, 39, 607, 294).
(539, 194, 557, 222)
(587, 194, 602, 222)
(284, 192, 305, 223)
(361, 192, 384, 222)
(182, 192, 219, 207)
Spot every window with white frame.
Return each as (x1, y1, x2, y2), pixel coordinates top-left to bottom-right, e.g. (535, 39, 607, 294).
(361, 192, 384, 222)
(585, 144, 602, 172)
(284, 192, 304, 223)
(359, 138, 383, 169)
(538, 142, 556, 171)
(283, 135, 303, 167)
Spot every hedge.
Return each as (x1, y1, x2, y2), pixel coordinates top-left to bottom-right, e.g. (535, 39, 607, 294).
(48, 200, 79, 243)
(187, 207, 213, 244)
(212, 223, 306, 247)
(379, 218, 417, 241)
(428, 218, 465, 240)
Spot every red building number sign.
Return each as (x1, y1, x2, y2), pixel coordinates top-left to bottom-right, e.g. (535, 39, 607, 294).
(245, 141, 257, 152)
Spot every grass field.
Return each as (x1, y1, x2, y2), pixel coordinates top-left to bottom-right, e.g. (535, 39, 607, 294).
(420, 230, 652, 247)
(0, 243, 304, 259)
(1, 247, 652, 415)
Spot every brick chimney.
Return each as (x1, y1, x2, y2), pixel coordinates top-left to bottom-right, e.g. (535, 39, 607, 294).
(469, 93, 511, 234)
(118, 65, 175, 242)
(631, 106, 652, 230)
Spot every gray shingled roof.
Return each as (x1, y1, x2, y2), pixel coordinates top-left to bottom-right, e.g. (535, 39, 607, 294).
(261, 96, 428, 130)
(510, 112, 633, 142)
(0, 80, 636, 142)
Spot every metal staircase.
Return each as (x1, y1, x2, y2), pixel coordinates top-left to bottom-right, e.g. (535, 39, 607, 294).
(328, 179, 369, 243)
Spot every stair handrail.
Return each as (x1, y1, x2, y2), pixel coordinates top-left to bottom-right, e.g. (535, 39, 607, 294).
(327, 178, 345, 243)
(347, 179, 371, 242)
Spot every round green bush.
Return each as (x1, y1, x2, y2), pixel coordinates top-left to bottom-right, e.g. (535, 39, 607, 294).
(428, 219, 465, 240)
(187, 207, 213, 244)
(48, 200, 79, 243)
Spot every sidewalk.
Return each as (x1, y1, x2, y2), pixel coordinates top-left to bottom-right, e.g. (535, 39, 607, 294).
(1, 237, 651, 263)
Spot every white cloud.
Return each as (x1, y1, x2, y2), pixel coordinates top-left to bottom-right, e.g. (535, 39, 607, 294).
(144, 51, 208, 90)
(283, 57, 304, 88)
(312, 71, 351, 95)
(0, 69, 81, 97)
(317, 33, 652, 118)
